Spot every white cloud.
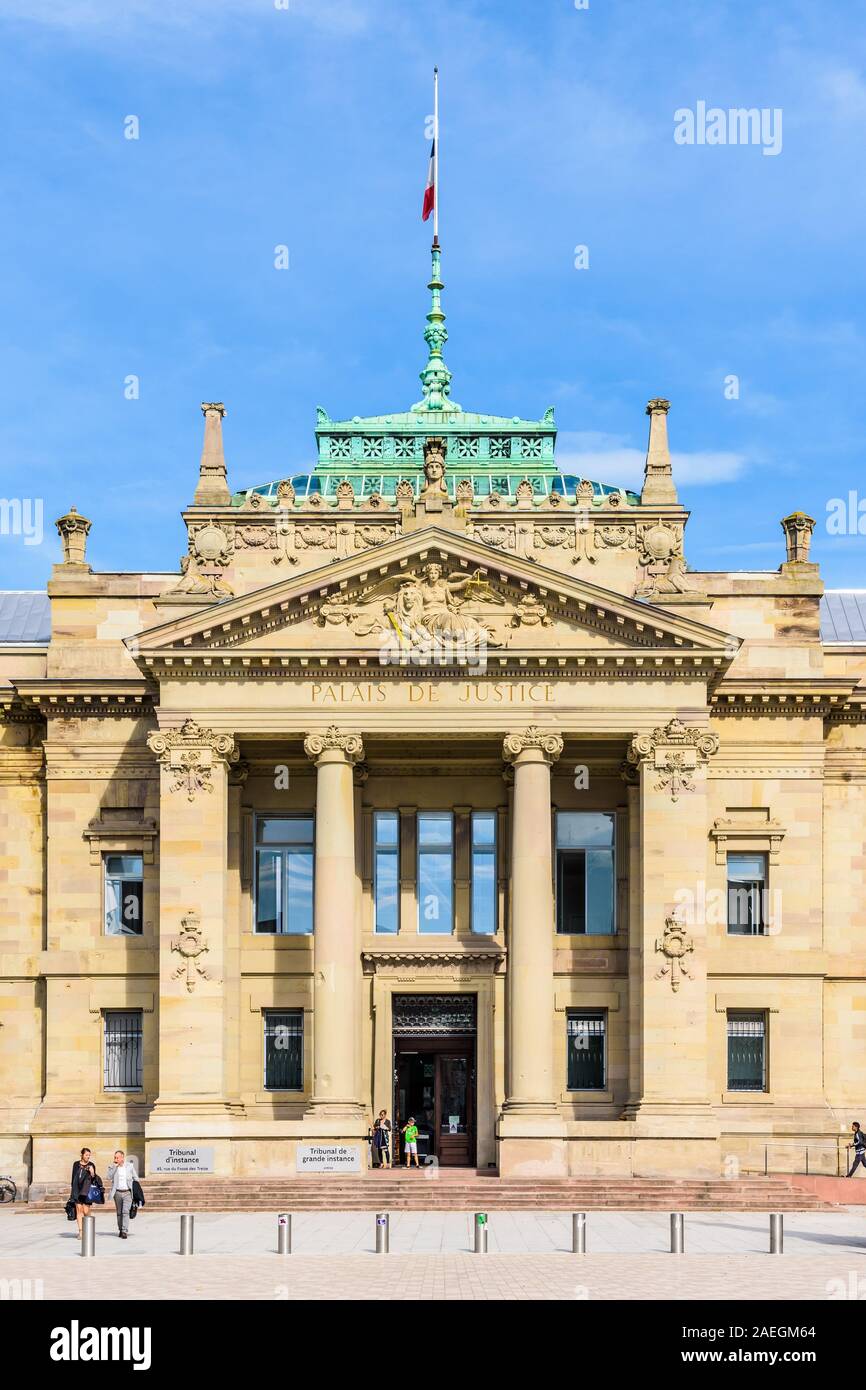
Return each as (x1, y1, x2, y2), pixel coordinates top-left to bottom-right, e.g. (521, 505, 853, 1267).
(555, 431, 748, 489)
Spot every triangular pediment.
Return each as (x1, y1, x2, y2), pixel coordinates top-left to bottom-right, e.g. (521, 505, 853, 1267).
(129, 526, 737, 675)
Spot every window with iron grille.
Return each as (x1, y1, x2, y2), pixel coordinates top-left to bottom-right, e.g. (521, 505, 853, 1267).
(727, 1011, 767, 1091)
(103, 1011, 143, 1092)
(264, 1010, 304, 1091)
(727, 853, 768, 935)
(103, 853, 144, 936)
(567, 1011, 606, 1090)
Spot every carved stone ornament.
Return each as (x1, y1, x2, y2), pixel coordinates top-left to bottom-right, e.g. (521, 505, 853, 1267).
(455, 479, 474, 503)
(166, 555, 234, 600)
(396, 479, 415, 506)
(303, 725, 365, 764)
(55, 507, 92, 566)
(277, 478, 296, 507)
(147, 719, 239, 799)
(191, 523, 233, 567)
(634, 522, 689, 597)
(502, 726, 564, 765)
(171, 910, 213, 993)
(655, 914, 695, 992)
(626, 718, 719, 800)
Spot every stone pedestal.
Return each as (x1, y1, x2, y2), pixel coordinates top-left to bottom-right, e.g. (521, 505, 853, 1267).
(497, 727, 567, 1176)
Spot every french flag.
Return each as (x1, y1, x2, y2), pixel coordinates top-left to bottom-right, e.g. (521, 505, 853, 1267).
(422, 139, 436, 222)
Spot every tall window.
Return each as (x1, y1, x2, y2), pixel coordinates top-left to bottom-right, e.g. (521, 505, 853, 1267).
(104, 1010, 143, 1091)
(255, 817, 314, 935)
(555, 813, 616, 934)
(417, 812, 453, 934)
(567, 1011, 606, 1090)
(374, 811, 399, 934)
(727, 1011, 767, 1091)
(104, 854, 143, 936)
(263, 1010, 303, 1091)
(471, 812, 497, 935)
(727, 853, 768, 935)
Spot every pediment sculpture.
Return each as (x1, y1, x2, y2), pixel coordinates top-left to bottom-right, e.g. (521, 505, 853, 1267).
(317, 561, 547, 654)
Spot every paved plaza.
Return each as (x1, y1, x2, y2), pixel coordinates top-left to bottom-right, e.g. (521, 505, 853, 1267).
(1, 1208, 865, 1300)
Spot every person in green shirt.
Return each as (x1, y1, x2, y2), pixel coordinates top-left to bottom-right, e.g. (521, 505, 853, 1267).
(401, 1116, 420, 1168)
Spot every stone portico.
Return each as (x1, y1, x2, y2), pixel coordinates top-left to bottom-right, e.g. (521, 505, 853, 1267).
(1, 244, 864, 1191)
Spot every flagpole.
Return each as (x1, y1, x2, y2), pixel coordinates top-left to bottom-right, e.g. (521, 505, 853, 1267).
(433, 66, 439, 243)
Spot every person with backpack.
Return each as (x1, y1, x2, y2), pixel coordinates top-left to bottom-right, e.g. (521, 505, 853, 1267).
(846, 1121, 866, 1177)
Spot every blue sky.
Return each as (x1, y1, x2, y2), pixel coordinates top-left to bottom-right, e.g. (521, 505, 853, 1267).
(1, 0, 865, 585)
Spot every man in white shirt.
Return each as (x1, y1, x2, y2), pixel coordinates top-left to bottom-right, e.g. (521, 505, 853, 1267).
(107, 1149, 138, 1239)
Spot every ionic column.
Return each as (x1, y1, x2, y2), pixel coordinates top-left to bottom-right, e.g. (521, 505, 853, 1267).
(499, 727, 566, 1175)
(304, 725, 365, 1124)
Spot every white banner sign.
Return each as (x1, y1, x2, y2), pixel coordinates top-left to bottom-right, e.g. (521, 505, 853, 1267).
(149, 1146, 215, 1174)
(296, 1144, 361, 1173)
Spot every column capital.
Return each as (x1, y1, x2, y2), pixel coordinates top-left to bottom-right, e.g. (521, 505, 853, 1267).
(626, 717, 719, 801)
(147, 718, 238, 800)
(304, 725, 365, 765)
(502, 726, 563, 766)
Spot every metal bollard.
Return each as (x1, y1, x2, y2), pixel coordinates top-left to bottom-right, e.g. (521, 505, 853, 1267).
(670, 1212, 684, 1254)
(277, 1213, 292, 1255)
(375, 1212, 389, 1254)
(179, 1213, 195, 1256)
(572, 1212, 586, 1254)
(80, 1214, 96, 1258)
(769, 1213, 784, 1254)
(474, 1212, 488, 1254)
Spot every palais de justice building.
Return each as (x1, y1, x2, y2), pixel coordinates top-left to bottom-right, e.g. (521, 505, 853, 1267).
(2, 244, 865, 1191)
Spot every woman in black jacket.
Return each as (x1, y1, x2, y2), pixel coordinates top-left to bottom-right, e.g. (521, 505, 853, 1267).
(70, 1147, 95, 1236)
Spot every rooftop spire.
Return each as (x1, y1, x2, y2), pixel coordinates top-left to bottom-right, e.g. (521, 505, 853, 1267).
(193, 402, 232, 506)
(640, 398, 678, 505)
(411, 241, 462, 413)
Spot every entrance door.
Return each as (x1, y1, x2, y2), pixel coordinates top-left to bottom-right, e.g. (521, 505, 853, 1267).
(394, 1043, 475, 1166)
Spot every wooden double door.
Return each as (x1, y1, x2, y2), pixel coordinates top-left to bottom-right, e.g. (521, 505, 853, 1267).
(394, 1036, 476, 1167)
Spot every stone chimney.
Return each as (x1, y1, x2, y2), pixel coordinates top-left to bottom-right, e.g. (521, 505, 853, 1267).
(193, 403, 231, 506)
(640, 398, 678, 506)
(780, 511, 817, 570)
(55, 507, 92, 568)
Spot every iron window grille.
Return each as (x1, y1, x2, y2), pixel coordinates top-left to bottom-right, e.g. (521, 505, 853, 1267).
(727, 1011, 767, 1091)
(567, 1011, 606, 1090)
(103, 1010, 143, 1092)
(263, 1010, 304, 1092)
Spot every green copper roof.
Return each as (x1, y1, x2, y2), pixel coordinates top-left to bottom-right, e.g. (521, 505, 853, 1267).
(234, 240, 639, 506)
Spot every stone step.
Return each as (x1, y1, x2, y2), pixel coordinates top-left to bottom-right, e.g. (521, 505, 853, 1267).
(26, 1175, 835, 1212)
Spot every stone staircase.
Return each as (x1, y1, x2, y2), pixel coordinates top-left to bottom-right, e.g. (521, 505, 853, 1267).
(25, 1173, 837, 1212)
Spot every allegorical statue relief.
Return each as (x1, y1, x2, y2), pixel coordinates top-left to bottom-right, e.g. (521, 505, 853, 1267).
(319, 562, 509, 646)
